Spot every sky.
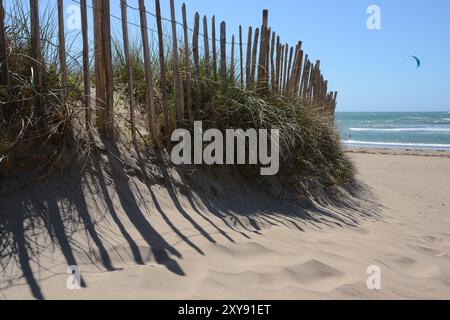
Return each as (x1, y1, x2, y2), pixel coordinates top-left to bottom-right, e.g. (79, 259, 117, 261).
(4, 0, 450, 112)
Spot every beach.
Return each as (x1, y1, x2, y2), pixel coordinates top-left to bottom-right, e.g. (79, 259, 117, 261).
(1, 148, 449, 300)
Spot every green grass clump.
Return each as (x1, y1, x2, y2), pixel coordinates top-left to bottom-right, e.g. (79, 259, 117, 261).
(111, 37, 355, 187)
(1, 2, 354, 188)
(0, 1, 85, 176)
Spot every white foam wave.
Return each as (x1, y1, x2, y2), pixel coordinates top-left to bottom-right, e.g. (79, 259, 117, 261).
(349, 127, 450, 132)
(342, 140, 450, 148)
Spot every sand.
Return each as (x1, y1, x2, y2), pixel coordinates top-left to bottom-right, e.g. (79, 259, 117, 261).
(1, 147, 450, 300)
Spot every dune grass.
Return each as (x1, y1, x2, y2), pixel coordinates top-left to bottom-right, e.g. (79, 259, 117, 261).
(0, 1, 86, 177)
(0, 2, 354, 188)
(111, 37, 355, 187)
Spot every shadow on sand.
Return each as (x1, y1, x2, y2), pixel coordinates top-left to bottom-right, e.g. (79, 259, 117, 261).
(0, 137, 381, 299)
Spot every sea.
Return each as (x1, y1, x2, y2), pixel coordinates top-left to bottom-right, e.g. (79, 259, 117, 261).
(335, 112, 450, 151)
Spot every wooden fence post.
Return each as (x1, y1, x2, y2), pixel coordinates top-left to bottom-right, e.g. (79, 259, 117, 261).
(279, 45, 284, 93)
(93, 0, 114, 137)
(250, 27, 259, 90)
(270, 31, 275, 90)
(169, 0, 183, 122)
(30, 0, 42, 114)
(57, 0, 67, 102)
(80, 0, 91, 131)
(245, 26, 252, 89)
(93, 0, 105, 130)
(239, 26, 244, 87)
(102, 0, 114, 137)
(264, 27, 271, 85)
(0, 0, 10, 120)
(138, 0, 157, 142)
(313, 60, 320, 102)
(211, 16, 217, 80)
(294, 49, 304, 96)
(0, 0, 7, 87)
(257, 10, 268, 87)
(182, 3, 192, 120)
(203, 16, 210, 78)
(275, 36, 280, 91)
(155, 0, 169, 135)
(120, 0, 137, 142)
(230, 35, 235, 83)
(282, 43, 288, 94)
(332, 91, 338, 114)
(300, 56, 309, 99)
(192, 13, 201, 104)
(220, 21, 227, 93)
(286, 46, 293, 93)
(308, 63, 314, 100)
(323, 79, 328, 104)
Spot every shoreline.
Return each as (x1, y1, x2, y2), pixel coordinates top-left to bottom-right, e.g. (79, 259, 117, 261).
(343, 146, 450, 158)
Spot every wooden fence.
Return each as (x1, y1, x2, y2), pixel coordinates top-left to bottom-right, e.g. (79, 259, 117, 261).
(0, 0, 338, 142)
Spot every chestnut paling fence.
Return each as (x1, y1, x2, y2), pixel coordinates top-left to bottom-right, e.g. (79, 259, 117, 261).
(0, 0, 338, 144)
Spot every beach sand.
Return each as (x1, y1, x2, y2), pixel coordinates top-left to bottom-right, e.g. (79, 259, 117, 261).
(1, 149, 449, 299)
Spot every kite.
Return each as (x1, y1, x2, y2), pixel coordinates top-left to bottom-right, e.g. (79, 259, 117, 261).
(407, 55, 421, 68)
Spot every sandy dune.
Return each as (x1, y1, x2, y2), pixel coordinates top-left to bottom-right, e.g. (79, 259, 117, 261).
(1, 148, 450, 299)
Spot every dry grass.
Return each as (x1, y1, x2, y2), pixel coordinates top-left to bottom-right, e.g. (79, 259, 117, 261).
(0, 2, 354, 189)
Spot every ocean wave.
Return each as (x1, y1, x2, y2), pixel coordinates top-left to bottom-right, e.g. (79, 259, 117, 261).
(406, 117, 427, 120)
(349, 127, 450, 132)
(342, 140, 450, 148)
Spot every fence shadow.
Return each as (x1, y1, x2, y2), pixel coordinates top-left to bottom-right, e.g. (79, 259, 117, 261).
(0, 138, 381, 300)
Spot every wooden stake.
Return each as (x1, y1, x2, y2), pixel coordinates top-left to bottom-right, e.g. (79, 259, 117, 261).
(203, 16, 210, 78)
(182, 3, 192, 120)
(80, 0, 91, 131)
(286, 46, 293, 93)
(30, 0, 42, 114)
(239, 25, 244, 87)
(154, 0, 169, 136)
(211, 16, 217, 80)
(282, 43, 288, 94)
(270, 31, 275, 89)
(192, 13, 201, 104)
(275, 36, 280, 91)
(92, 0, 114, 137)
(57, 0, 67, 102)
(138, 0, 157, 142)
(294, 49, 304, 96)
(0, 0, 10, 119)
(257, 10, 269, 86)
(120, 0, 137, 142)
(313, 60, 321, 101)
(102, 0, 114, 137)
(279, 45, 284, 93)
(299, 56, 308, 98)
(250, 28, 259, 90)
(93, 0, 105, 131)
(264, 28, 271, 85)
(220, 21, 227, 93)
(230, 35, 235, 83)
(245, 26, 252, 88)
(0, 0, 7, 87)
(170, 0, 183, 121)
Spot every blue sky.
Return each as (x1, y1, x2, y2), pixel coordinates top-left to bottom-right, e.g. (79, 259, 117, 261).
(4, 0, 450, 112)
